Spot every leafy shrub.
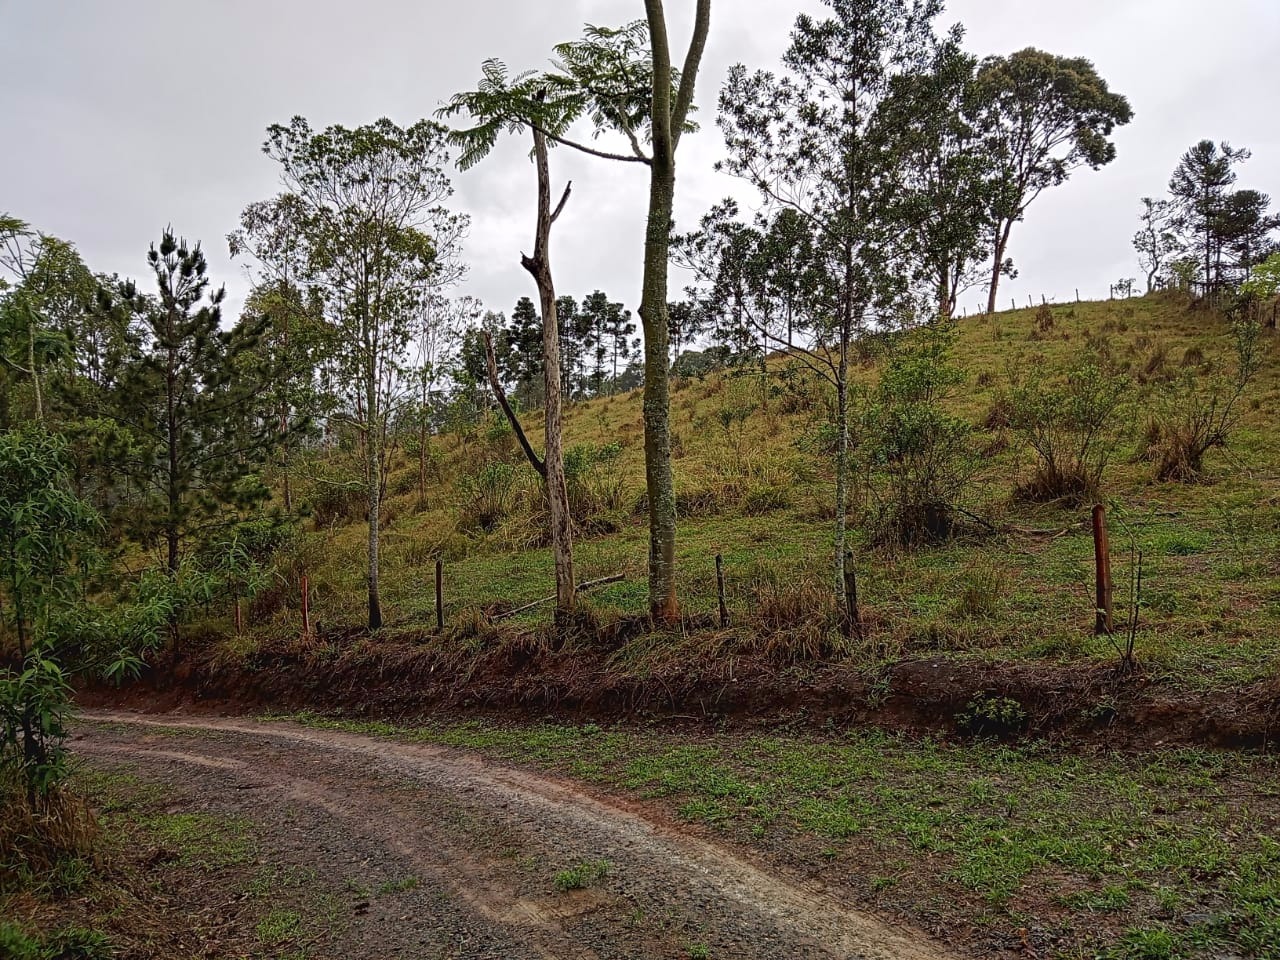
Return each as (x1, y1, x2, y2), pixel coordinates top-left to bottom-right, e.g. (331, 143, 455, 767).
(1006, 354, 1129, 503)
(1035, 303, 1054, 332)
(957, 695, 1028, 737)
(0, 653, 73, 805)
(859, 324, 982, 545)
(1144, 319, 1264, 482)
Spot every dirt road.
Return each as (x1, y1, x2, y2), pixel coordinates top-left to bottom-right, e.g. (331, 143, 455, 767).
(74, 711, 951, 960)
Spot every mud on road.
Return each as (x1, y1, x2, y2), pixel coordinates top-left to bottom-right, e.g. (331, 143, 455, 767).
(74, 712, 952, 960)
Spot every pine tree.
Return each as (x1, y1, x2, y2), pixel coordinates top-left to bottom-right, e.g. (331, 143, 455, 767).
(102, 229, 273, 578)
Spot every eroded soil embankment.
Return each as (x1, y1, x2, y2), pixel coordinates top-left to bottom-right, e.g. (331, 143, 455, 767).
(78, 644, 1280, 749)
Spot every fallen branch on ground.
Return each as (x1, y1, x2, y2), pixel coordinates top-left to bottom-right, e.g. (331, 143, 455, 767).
(496, 574, 626, 620)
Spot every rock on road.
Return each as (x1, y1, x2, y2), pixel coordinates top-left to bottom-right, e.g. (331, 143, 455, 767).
(74, 712, 954, 960)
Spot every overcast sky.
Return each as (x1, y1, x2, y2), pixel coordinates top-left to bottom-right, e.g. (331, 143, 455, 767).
(2, 0, 1278, 322)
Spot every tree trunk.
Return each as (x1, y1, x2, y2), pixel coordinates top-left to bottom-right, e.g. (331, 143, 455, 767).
(985, 220, 1013, 314)
(365, 367, 383, 630)
(833, 366, 849, 596)
(640, 0, 711, 624)
(521, 127, 575, 615)
(639, 164, 680, 623)
(165, 310, 180, 577)
(27, 315, 43, 422)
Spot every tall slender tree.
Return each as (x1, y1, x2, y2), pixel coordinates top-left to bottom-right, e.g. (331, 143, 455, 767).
(718, 0, 935, 598)
(976, 49, 1132, 314)
(256, 117, 467, 629)
(1168, 140, 1250, 292)
(103, 230, 273, 579)
(636, 1, 712, 621)
(441, 63, 583, 613)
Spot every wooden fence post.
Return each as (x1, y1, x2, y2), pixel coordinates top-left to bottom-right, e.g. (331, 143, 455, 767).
(300, 574, 311, 639)
(234, 598, 243, 636)
(435, 558, 444, 630)
(1091, 505, 1114, 635)
(715, 554, 729, 628)
(843, 551, 863, 641)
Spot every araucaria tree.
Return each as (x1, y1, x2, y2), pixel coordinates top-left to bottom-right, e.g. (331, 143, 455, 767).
(718, 0, 938, 599)
(976, 48, 1132, 314)
(258, 117, 467, 629)
(104, 230, 274, 578)
(1167, 140, 1277, 293)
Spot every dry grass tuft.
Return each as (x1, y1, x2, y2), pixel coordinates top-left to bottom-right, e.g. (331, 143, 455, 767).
(0, 772, 100, 891)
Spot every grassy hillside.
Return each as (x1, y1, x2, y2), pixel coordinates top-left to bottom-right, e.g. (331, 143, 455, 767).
(214, 293, 1279, 694)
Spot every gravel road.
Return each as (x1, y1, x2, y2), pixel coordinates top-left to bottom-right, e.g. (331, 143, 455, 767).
(75, 712, 953, 960)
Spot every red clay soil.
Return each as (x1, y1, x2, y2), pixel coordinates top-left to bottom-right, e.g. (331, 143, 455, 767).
(76, 636, 1280, 750)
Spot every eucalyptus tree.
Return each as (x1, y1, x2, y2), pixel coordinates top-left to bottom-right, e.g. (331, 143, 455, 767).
(257, 117, 467, 629)
(229, 193, 331, 512)
(874, 34, 994, 318)
(637, 0, 712, 622)
(0, 216, 93, 424)
(975, 49, 1132, 314)
(717, 0, 938, 597)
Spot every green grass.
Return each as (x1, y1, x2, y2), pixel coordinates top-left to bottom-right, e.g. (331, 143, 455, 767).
(141, 811, 256, 870)
(284, 712, 1280, 958)
(256, 909, 303, 947)
(194, 295, 1280, 695)
(552, 859, 610, 892)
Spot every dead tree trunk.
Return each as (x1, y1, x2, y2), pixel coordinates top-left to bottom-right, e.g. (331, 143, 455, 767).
(520, 125, 576, 616)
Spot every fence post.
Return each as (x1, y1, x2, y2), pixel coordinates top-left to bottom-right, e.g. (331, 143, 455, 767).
(1011, 298, 1016, 311)
(1028, 294, 1034, 308)
(234, 597, 243, 636)
(300, 574, 311, 639)
(435, 558, 444, 630)
(1076, 288, 1080, 302)
(714, 554, 729, 628)
(1091, 505, 1114, 635)
(843, 551, 863, 641)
